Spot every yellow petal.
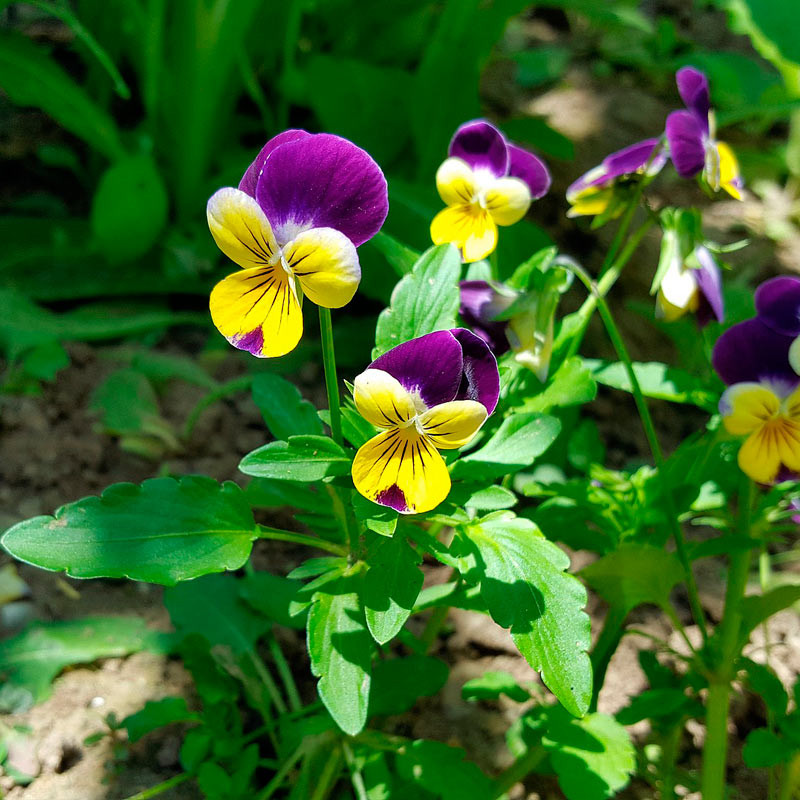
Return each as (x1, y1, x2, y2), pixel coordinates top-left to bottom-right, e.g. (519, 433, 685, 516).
(721, 383, 780, 436)
(717, 141, 743, 201)
(418, 400, 487, 449)
(790, 337, 800, 378)
(738, 421, 800, 484)
(283, 227, 360, 309)
(353, 369, 416, 429)
(484, 176, 531, 226)
(435, 157, 476, 207)
(566, 186, 613, 218)
(207, 188, 279, 269)
(210, 267, 302, 358)
(352, 428, 451, 515)
(430, 205, 497, 263)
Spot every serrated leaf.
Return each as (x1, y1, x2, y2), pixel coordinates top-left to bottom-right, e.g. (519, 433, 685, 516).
(363, 534, 423, 644)
(0, 617, 172, 711)
(581, 544, 685, 614)
(307, 577, 373, 735)
(373, 244, 461, 358)
(251, 373, 322, 440)
(121, 697, 199, 742)
(460, 512, 591, 716)
(369, 656, 448, 716)
(239, 435, 351, 481)
(1, 477, 257, 585)
(452, 414, 561, 481)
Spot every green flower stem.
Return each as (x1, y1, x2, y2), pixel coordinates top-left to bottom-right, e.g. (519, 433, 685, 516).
(779, 753, 800, 800)
(588, 604, 628, 712)
(256, 525, 347, 556)
(256, 743, 307, 800)
(310, 746, 344, 800)
(570, 264, 708, 642)
(658, 722, 683, 800)
(268, 635, 303, 712)
(247, 650, 288, 716)
(491, 745, 548, 798)
(121, 774, 191, 800)
(183, 375, 253, 440)
(318, 307, 343, 447)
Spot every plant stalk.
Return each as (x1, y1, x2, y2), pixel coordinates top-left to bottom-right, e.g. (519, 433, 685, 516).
(121, 774, 191, 800)
(256, 526, 347, 556)
(318, 307, 343, 447)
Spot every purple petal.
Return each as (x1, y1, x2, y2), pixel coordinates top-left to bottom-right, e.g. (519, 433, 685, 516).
(448, 120, 509, 178)
(507, 144, 551, 199)
(370, 330, 463, 408)
(450, 328, 500, 414)
(232, 327, 265, 357)
(712, 318, 797, 386)
(676, 67, 710, 130)
(238, 130, 311, 198)
(666, 110, 706, 178)
(256, 133, 388, 247)
(755, 276, 800, 337)
(567, 138, 665, 196)
(693, 247, 724, 327)
(375, 484, 409, 513)
(459, 280, 512, 356)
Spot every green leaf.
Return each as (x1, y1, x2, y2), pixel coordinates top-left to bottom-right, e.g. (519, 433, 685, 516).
(91, 155, 168, 263)
(452, 414, 561, 481)
(395, 739, 493, 800)
(164, 574, 269, 654)
(543, 707, 635, 800)
(741, 658, 788, 716)
(462, 671, 530, 703)
(363, 534, 423, 644)
(1, 476, 257, 585)
(369, 656, 449, 716)
(121, 697, 199, 743)
(307, 577, 373, 735)
(615, 688, 694, 725)
(512, 46, 570, 88)
(0, 31, 124, 160)
(518, 357, 597, 413)
(581, 544, 685, 614)
(320, 401, 376, 448)
(585, 359, 717, 411)
(240, 571, 306, 630)
(352, 492, 398, 537)
(462, 485, 518, 511)
(0, 564, 28, 606)
(739, 586, 800, 645)
(460, 513, 591, 716)
(0, 617, 171, 711)
(743, 728, 797, 768)
(251, 372, 323, 440)
(368, 232, 420, 276)
(373, 244, 461, 358)
(239, 435, 351, 482)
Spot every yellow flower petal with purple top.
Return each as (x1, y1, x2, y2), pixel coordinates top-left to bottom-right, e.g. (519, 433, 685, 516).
(436, 157, 476, 206)
(207, 188, 278, 270)
(721, 383, 781, 436)
(717, 141, 742, 201)
(417, 400, 487, 449)
(209, 267, 302, 358)
(484, 177, 531, 226)
(351, 428, 451, 515)
(283, 227, 360, 309)
(431, 205, 497, 263)
(353, 369, 417, 429)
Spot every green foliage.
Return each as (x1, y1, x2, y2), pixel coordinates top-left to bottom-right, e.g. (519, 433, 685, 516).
(462, 671, 531, 703)
(1, 477, 257, 585)
(239, 436, 352, 481)
(370, 656, 449, 716)
(395, 739, 493, 799)
(251, 373, 323, 440)
(121, 697, 199, 743)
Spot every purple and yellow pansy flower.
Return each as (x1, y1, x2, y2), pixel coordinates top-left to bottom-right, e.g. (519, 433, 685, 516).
(566, 138, 667, 218)
(656, 244, 724, 326)
(666, 67, 743, 200)
(207, 130, 388, 358)
(351, 329, 500, 514)
(430, 121, 550, 263)
(712, 276, 800, 484)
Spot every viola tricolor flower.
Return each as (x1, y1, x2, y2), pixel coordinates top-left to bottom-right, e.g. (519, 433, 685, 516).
(666, 67, 743, 200)
(430, 120, 550, 263)
(351, 329, 500, 514)
(713, 276, 800, 484)
(207, 130, 388, 358)
(656, 244, 724, 326)
(566, 138, 667, 218)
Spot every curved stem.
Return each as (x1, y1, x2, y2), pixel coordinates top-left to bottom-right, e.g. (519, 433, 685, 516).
(318, 307, 343, 447)
(121, 774, 191, 800)
(256, 525, 347, 556)
(183, 375, 253, 439)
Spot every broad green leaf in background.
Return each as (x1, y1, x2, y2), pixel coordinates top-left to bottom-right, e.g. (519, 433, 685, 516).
(352, 492, 398, 537)
(0, 564, 28, 606)
(373, 244, 461, 358)
(240, 571, 306, 630)
(739, 586, 800, 646)
(585, 359, 717, 411)
(320, 402, 376, 449)
(452, 414, 561, 481)
(369, 656, 449, 717)
(251, 373, 323, 441)
(362, 533, 423, 644)
(460, 512, 592, 717)
(165, 574, 270, 654)
(743, 728, 797, 768)
(239, 436, 351, 482)
(519, 357, 598, 413)
(580, 544, 685, 614)
(121, 697, 199, 742)
(461, 485, 518, 511)
(462, 671, 531, 703)
(307, 578, 373, 736)
(0, 31, 124, 160)
(0, 617, 172, 712)
(91, 155, 169, 263)
(367, 232, 420, 277)
(1, 477, 257, 585)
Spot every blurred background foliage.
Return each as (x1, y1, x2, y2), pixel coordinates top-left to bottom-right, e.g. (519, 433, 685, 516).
(1, 0, 799, 399)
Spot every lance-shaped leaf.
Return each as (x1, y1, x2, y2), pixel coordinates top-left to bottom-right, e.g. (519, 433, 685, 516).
(373, 244, 461, 358)
(1, 477, 257, 585)
(251, 373, 323, 440)
(239, 435, 351, 482)
(459, 512, 591, 716)
(307, 576, 373, 736)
